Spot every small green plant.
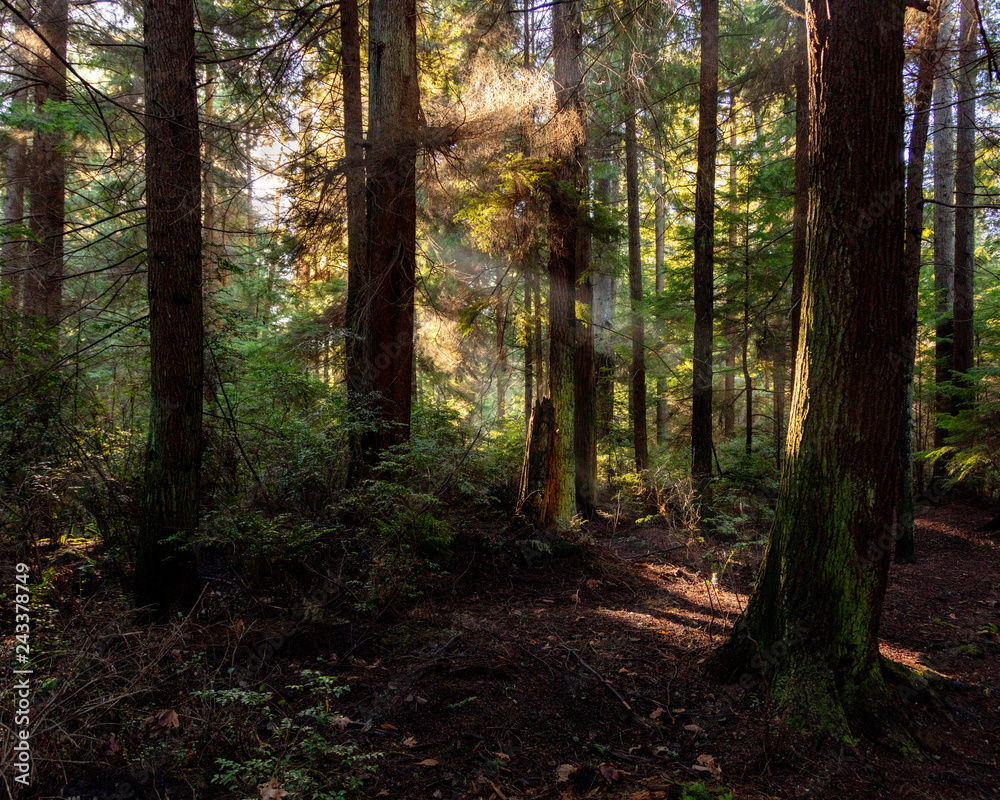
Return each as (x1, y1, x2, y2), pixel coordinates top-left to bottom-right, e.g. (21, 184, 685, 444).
(681, 782, 735, 800)
(196, 670, 377, 799)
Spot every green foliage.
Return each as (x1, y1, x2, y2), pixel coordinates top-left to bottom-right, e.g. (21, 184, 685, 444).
(195, 670, 377, 800)
(680, 782, 735, 800)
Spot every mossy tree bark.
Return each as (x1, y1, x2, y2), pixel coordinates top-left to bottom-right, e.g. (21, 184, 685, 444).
(135, 0, 203, 613)
(715, 0, 910, 746)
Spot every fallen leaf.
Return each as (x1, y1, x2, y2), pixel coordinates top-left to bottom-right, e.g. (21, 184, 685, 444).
(650, 708, 665, 720)
(556, 764, 579, 782)
(404, 694, 414, 702)
(380, 723, 397, 730)
(144, 709, 179, 736)
(330, 715, 352, 731)
(417, 759, 439, 767)
(540, 599, 555, 604)
(599, 763, 624, 784)
(258, 778, 288, 800)
(692, 754, 722, 779)
(402, 736, 418, 747)
(585, 579, 601, 589)
(494, 751, 510, 760)
(106, 733, 121, 755)
(684, 723, 703, 734)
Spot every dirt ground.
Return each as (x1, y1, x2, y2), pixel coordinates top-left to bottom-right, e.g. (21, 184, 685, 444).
(7, 503, 1000, 800)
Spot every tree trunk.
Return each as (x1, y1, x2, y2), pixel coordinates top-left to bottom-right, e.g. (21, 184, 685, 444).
(952, 0, 976, 413)
(542, 0, 583, 529)
(574, 153, 595, 518)
(654, 130, 668, 447)
(203, 62, 225, 318)
(692, 0, 719, 503)
(524, 269, 534, 424)
(594, 146, 617, 441)
(789, 2, 809, 405)
(2, 1, 30, 312)
(342, 0, 367, 405)
(933, 1, 955, 461)
(360, 0, 419, 461)
(496, 270, 508, 419)
(135, 0, 204, 613)
(715, 0, 909, 746)
(896, 1, 943, 565)
(742, 258, 753, 456)
(625, 105, 648, 473)
(23, 0, 68, 346)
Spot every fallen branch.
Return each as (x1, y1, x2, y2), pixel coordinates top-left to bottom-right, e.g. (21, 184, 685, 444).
(559, 645, 632, 711)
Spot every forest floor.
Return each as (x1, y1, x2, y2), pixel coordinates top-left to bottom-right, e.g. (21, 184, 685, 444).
(4, 503, 1000, 800)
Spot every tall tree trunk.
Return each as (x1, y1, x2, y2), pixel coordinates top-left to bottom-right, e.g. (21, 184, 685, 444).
(933, 1, 956, 461)
(772, 346, 784, 464)
(203, 62, 225, 319)
(2, 1, 30, 312)
(742, 255, 753, 456)
(692, 0, 719, 504)
(896, 1, 943, 565)
(496, 271, 508, 418)
(593, 152, 616, 441)
(342, 0, 367, 407)
(23, 0, 68, 347)
(360, 0, 419, 461)
(789, 1, 809, 404)
(626, 105, 648, 472)
(524, 269, 534, 423)
(724, 92, 740, 441)
(952, 0, 976, 413)
(574, 154, 595, 518)
(654, 130, 668, 447)
(135, 0, 204, 613)
(715, 0, 908, 745)
(539, 0, 583, 529)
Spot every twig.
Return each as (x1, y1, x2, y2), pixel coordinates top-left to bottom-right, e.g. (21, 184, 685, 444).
(559, 645, 632, 711)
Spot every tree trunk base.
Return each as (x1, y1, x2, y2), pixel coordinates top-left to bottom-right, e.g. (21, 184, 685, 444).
(708, 638, 920, 756)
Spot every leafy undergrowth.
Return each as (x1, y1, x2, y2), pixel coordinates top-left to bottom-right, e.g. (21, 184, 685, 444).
(2, 504, 1000, 799)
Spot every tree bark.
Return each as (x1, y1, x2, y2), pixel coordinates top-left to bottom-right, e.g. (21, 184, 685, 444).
(625, 105, 648, 472)
(933, 0, 955, 460)
(360, 0, 420, 461)
(654, 130, 668, 447)
(342, 0, 367, 406)
(135, 0, 204, 613)
(952, 0, 976, 412)
(789, 1, 809, 406)
(2, 1, 30, 312)
(594, 143, 617, 441)
(896, 0, 943, 565)
(541, 0, 584, 529)
(574, 153, 595, 518)
(715, 0, 910, 746)
(692, 0, 719, 504)
(23, 0, 68, 346)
